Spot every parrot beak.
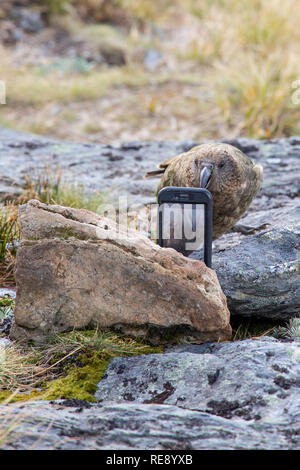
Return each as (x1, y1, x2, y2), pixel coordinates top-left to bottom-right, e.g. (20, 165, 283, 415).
(200, 165, 212, 188)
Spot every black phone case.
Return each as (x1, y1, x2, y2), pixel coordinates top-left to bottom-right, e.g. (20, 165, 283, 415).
(157, 187, 213, 268)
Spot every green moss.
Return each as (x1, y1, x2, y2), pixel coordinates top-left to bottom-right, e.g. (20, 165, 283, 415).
(41, 352, 109, 402)
(40, 344, 162, 402)
(0, 330, 162, 404)
(0, 390, 13, 402)
(0, 389, 43, 403)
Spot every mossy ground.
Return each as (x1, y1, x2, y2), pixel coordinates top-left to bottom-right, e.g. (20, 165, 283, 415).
(0, 329, 162, 404)
(1, 317, 293, 405)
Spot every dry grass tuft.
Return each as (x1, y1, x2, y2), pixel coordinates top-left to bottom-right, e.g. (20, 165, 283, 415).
(0, 205, 19, 287)
(0, 347, 45, 393)
(0, 328, 161, 404)
(21, 164, 108, 212)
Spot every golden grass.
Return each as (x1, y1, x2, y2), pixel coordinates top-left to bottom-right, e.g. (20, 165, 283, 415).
(2, 0, 300, 140)
(0, 346, 45, 393)
(0, 205, 19, 287)
(1, 60, 148, 106)
(20, 164, 108, 212)
(0, 166, 108, 287)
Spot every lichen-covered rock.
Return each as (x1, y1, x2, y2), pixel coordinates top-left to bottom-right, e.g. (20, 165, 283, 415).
(10, 199, 231, 343)
(95, 337, 300, 424)
(1, 338, 300, 450)
(0, 399, 296, 450)
(211, 224, 300, 318)
(0, 402, 292, 451)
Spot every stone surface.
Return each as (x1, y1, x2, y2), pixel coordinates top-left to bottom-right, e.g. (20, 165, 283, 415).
(0, 126, 194, 205)
(10, 199, 231, 343)
(0, 400, 295, 450)
(1, 337, 300, 450)
(0, 337, 12, 350)
(96, 338, 300, 422)
(11, 7, 44, 34)
(0, 288, 16, 336)
(0, 126, 299, 318)
(206, 224, 300, 319)
(0, 126, 299, 206)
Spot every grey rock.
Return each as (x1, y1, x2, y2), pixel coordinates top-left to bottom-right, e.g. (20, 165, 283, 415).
(0, 23, 23, 45)
(96, 338, 300, 424)
(11, 8, 44, 34)
(0, 126, 194, 205)
(143, 49, 163, 71)
(0, 127, 298, 207)
(210, 224, 300, 318)
(0, 338, 12, 349)
(0, 398, 297, 450)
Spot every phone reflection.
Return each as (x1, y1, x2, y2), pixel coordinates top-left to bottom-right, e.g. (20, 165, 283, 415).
(159, 202, 205, 257)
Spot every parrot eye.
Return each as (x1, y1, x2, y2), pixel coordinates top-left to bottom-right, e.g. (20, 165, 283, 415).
(218, 161, 225, 169)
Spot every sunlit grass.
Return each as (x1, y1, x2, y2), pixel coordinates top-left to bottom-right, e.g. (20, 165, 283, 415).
(2, 0, 300, 140)
(272, 317, 300, 341)
(212, 56, 300, 138)
(183, 0, 300, 139)
(3, 64, 149, 105)
(0, 206, 19, 287)
(20, 164, 108, 213)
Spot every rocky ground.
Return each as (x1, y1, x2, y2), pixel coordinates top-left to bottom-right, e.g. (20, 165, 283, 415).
(0, 127, 299, 449)
(0, 126, 299, 319)
(1, 337, 300, 449)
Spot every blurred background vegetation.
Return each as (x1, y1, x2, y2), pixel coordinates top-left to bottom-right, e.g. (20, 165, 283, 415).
(0, 0, 300, 143)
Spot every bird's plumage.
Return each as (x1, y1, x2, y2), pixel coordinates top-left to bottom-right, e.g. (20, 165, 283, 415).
(145, 143, 263, 241)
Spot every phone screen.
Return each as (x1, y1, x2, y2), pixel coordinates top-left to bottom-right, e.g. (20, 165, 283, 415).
(159, 202, 205, 256)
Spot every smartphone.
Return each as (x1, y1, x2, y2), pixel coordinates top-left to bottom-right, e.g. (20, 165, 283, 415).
(157, 187, 213, 268)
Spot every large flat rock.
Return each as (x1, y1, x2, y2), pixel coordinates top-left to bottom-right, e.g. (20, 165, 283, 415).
(96, 338, 300, 423)
(0, 127, 299, 207)
(0, 126, 193, 205)
(0, 400, 293, 450)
